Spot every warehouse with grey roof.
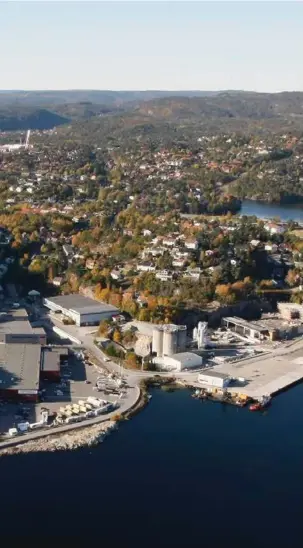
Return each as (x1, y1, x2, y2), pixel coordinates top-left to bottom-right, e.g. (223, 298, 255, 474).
(43, 295, 119, 326)
(0, 343, 41, 400)
(0, 308, 45, 401)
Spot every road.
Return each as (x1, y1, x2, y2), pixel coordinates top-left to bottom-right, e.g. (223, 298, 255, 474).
(46, 315, 207, 385)
(0, 384, 140, 450)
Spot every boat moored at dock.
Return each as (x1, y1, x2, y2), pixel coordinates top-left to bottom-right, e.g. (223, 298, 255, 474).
(249, 395, 271, 411)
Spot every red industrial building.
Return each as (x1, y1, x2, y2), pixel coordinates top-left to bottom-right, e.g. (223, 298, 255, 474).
(40, 347, 68, 382)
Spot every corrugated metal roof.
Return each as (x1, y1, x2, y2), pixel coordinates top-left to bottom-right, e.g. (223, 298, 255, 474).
(0, 343, 41, 390)
(44, 295, 119, 315)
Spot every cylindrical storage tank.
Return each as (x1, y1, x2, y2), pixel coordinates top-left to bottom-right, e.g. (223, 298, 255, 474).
(163, 327, 178, 356)
(152, 327, 163, 356)
(177, 325, 187, 351)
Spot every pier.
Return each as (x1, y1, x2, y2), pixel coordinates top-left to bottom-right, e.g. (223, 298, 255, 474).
(208, 337, 303, 399)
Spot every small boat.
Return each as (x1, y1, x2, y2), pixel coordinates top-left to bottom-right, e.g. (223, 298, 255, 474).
(249, 394, 271, 411)
(249, 402, 262, 411)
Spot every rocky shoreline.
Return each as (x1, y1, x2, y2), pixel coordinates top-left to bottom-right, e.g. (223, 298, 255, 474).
(0, 420, 117, 457)
(0, 379, 173, 458)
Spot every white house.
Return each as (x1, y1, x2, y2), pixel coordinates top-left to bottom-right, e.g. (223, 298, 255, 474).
(155, 270, 173, 281)
(137, 263, 156, 272)
(52, 277, 63, 287)
(264, 223, 285, 235)
(163, 237, 176, 247)
(184, 239, 198, 250)
(143, 229, 152, 237)
(172, 258, 187, 268)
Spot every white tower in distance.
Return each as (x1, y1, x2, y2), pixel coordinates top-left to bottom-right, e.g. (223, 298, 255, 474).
(25, 130, 31, 149)
(193, 322, 208, 349)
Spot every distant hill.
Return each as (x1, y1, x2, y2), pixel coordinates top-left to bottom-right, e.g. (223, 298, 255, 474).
(2, 90, 303, 133)
(134, 92, 303, 121)
(0, 89, 223, 107)
(0, 108, 69, 131)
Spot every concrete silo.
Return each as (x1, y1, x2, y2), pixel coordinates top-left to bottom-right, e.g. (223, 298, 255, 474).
(177, 325, 187, 352)
(163, 325, 178, 356)
(197, 321, 208, 348)
(152, 327, 164, 357)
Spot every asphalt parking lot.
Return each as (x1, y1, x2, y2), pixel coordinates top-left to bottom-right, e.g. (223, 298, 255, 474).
(0, 346, 136, 434)
(41, 350, 128, 410)
(0, 402, 37, 433)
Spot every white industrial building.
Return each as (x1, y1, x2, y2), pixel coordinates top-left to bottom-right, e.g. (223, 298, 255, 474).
(198, 371, 230, 389)
(43, 295, 119, 327)
(153, 352, 202, 372)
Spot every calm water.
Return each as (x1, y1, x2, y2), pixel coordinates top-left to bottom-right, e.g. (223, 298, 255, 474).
(241, 199, 303, 222)
(1, 387, 303, 546)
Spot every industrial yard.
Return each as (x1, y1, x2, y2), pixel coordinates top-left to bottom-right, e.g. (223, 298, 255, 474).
(2, 289, 303, 448)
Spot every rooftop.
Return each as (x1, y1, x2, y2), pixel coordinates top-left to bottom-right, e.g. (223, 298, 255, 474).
(223, 316, 299, 333)
(0, 308, 33, 335)
(199, 370, 230, 380)
(41, 348, 62, 372)
(0, 343, 41, 391)
(171, 352, 202, 365)
(44, 295, 119, 315)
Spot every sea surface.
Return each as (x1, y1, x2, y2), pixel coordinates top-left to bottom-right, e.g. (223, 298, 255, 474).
(241, 199, 303, 222)
(1, 387, 303, 546)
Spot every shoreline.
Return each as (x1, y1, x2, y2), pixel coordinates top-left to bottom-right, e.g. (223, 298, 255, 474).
(0, 384, 142, 457)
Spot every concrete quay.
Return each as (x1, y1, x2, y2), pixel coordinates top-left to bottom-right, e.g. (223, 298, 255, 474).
(211, 337, 303, 399)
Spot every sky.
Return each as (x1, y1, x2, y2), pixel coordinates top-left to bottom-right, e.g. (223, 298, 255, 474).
(0, 1, 302, 92)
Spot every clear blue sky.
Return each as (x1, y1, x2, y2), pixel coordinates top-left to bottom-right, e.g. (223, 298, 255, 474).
(1, 1, 302, 92)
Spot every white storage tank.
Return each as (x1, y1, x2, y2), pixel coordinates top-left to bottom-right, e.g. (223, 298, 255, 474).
(163, 326, 178, 356)
(152, 327, 164, 356)
(177, 325, 187, 351)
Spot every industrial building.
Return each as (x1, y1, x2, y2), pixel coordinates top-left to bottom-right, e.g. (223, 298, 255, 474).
(222, 315, 303, 342)
(0, 130, 32, 153)
(41, 347, 68, 382)
(198, 371, 231, 389)
(0, 308, 45, 401)
(223, 317, 273, 341)
(0, 307, 69, 401)
(0, 343, 41, 401)
(43, 295, 119, 326)
(0, 308, 46, 344)
(277, 302, 303, 321)
(153, 352, 203, 372)
(152, 324, 187, 357)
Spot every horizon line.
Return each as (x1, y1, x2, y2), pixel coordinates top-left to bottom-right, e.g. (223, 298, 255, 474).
(0, 88, 302, 94)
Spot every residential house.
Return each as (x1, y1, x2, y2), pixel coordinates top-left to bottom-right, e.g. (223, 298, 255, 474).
(183, 267, 202, 280)
(163, 237, 177, 247)
(264, 223, 285, 235)
(142, 229, 152, 237)
(137, 263, 156, 272)
(85, 258, 96, 270)
(155, 270, 173, 281)
(111, 269, 122, 281)
(184, 238, 198, 250)
(172, 258, 187, 268)
(265, 243, 279, 253)
(52, 277, 63, 287)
